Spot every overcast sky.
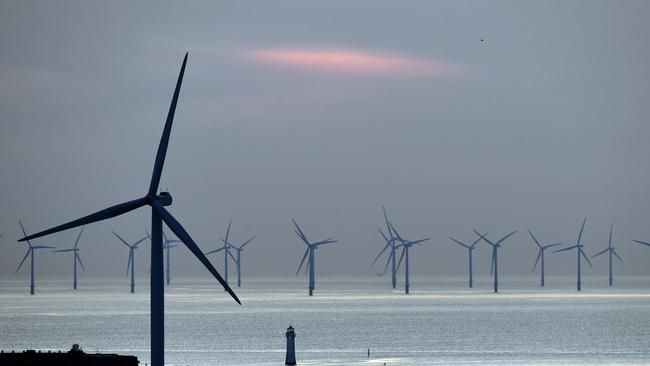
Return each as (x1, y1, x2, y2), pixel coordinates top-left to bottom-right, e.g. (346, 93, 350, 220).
(1, 1, 649, 281)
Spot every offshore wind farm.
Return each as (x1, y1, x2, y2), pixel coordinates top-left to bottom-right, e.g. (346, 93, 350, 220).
(2, 1, 650, 366)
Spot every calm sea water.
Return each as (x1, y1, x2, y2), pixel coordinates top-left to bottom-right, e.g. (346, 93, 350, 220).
(1, 276, 649, 366)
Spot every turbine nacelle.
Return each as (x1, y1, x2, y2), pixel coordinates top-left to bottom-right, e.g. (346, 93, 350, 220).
(156, 192, 173, 206)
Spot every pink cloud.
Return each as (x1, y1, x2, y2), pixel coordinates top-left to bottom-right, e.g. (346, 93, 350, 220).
(241, 47, 466, 77)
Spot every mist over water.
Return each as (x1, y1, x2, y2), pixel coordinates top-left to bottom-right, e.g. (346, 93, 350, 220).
(2, 276, 649, 365)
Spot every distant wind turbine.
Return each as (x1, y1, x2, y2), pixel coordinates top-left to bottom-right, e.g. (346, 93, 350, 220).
(591, 224, 623, 286)
(51, 226, 86, 290)
(222, 234, 256, 288)
(113, 230, 150, 293)
(15, 220, 55, 295)
(17, 53, 240, 366)
(474, 230, 518, 293)
(391, 223, 430, 294)
(293, 219, 337, 296)
(371, 206, 399, 289)
(527, 229, 562, 287)
(205, 219, 235, 289)
(554, 218, 592, 291)
(162, 230, 181, 285)
(449, 233, 486, 288)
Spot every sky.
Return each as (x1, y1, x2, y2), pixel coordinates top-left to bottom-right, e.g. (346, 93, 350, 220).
(1, 1, 649, 281)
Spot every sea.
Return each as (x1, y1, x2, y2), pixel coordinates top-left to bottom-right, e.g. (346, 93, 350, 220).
(1, 275, 649, 366)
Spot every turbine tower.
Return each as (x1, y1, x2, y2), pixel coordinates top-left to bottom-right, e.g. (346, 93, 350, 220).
(554, 218, 592, 291)
(15, 220, 55, 295)
(162, 230, 180, 285)
(18, 53, 240, 366)
(449, 233, 486, 288)
(474, 230, 518, 293)
(52, 226, 86, 290)
(371, 206, 399, 289)
(591, 224, 623, 286)
(113, 230, 150, 293)
(293, 219, 337, 296)
(527, 229, 562, 287)
(223, 234, 256, 288)
(391, 223, 430, 294)
(205, 219, 235, 289)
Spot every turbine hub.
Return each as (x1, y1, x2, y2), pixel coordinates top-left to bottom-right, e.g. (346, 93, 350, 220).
(157, 192, 173, 206)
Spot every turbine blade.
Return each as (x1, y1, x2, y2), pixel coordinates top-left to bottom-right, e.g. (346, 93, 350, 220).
(127, 250, 133, 276)
(296, 248, 309, 276)
(112, 231, 132, 248)
(490, 250, 495, 276)
(239, 236, 256, 249)
(581, 249, 593, 268)
(473, 230, 494, 246)
(134, 233, 150, 247)
(52, 249, 75, 252)
(380, 250, 394, 275)
(15, 250, 30, 274)
(378, 228, 391, 245)
(544, 243, 563, 249)
(554, 245, 578, 253)
(396, 247, 406, 272)
(496, 230, 517, 246)
(153, 201, 240, 304)
(19, 197, 148, 242)
(31, 246, 56, 249)
(471, 233, 487, 248)
(527, 229, 542, 248)
(371, 244, 390, 266)
(449, 236, 470, 249)
(148, 53, 188, 196)
(292, 219, 310, 244)
(224, 219, 232, 246)
(18, 220, 33, 248)
(227, 249, 237, 263)
(577, 217, 587, 245)
(389, 222, 403, 242)
(382, 206, 392, 236)
(633, 239, 650, 247)
(609, 224, 613, 248)
(532, 250, 542, 272)
(409, 238, 430, 246)
(76, 253, 86, 271)
(74, 226, 85, 249)
(591, 248, 609, 258)
(205, 247, 224, 255)
(613, 250, 623, 263)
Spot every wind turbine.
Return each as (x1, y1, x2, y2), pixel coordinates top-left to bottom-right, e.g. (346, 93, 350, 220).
(162, 229, 180, 285)
(15, 220, 55, 295)
(553, 218, 592, 291)
(371, 206, 399, 289)
(17, 53, 240, 366)
(527, 229, 562, 287)
(113, 230, 150, 293)
(223, 234, 256, 288)
(449, 233, 486, 288)
(293, 219, 337, 296)
(51, 226, 86, 290)
(591, 224, 623, 286)
(391, 223, 430, 294)
(474, 230, 518, 293)
(205, 219, 235, 289)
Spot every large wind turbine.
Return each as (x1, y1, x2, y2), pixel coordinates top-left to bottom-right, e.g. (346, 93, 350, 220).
(527, 229, 562, 287)
(18, 53, 240, 366)
(162, 230, 180, 285)
(113, 230, 150, 293)
(391, 223, 430, 294)
(205, 219, 234, 289)
(293, 219, 337, 296)
(554, 218, 592, 291)
(449, 233, 486, 288)
(591, 224, 623, 286)
(15, 220, 55, 295)
(371, 206, 399, 289)
(474, 230, 518, 293)
(52, 226, 86, 290)
(223, 234, 256, 288)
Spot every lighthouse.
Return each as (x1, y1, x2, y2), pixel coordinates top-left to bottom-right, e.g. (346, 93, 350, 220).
(285, 326, 296, 365)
